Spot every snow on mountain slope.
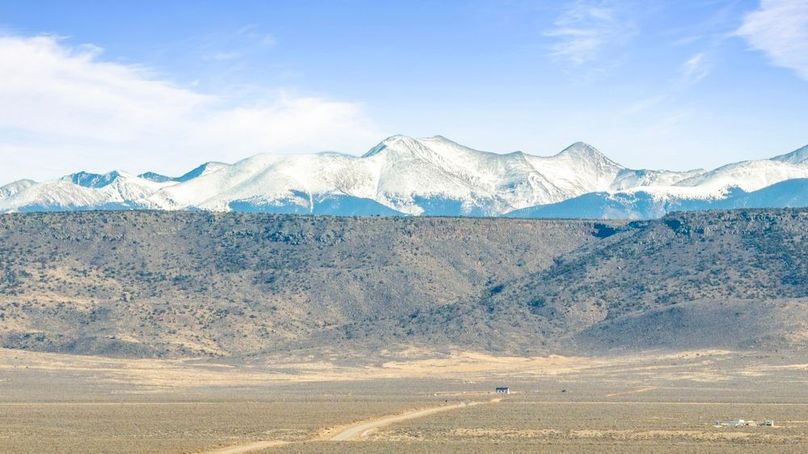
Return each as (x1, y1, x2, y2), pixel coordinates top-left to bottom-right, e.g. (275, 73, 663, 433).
(67, 171, 123, 188)
(138, 172, 175, 183)
(364, 135, 549, 214)
(1, 137, 806, 217)
(713, 178, 808, 209)
(0, 179, 36, 199)
(143, 135, 631, 216)
(144, 153, 380, 212)
(673, 158, 808, 195)
(363, 136, 627, 214)
(507, 179, 808, 220)
(524, 142, 624, 194)
(771, 145, 808, 165)
(0, 172, 174, 212)
(173, 161, 229, 182)
(610, 168, 704, 191)
(139, 162, 229, 184)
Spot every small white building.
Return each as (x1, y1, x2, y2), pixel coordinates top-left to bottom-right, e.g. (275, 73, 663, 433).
(495, 386, 510, 394)
(714, 419, 774, 428)
(729, 419, 754, 427)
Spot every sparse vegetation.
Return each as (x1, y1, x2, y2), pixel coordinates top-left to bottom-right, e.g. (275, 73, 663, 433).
(0, 209, 805, 358)
(0, 348, 806, 453)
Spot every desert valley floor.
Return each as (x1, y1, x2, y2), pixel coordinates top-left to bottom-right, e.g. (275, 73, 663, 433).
(1, 348, 806, 453)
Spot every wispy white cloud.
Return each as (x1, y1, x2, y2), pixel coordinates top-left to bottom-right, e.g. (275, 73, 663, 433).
(620, 51, 710, 118)
(620, 94, 667, 116)
(236, 24, 277, 47)
(545, 1, 635, 65)
(618, 52, 710, 133)
(0, 35, 380, 183)
(681, 52, 710, 84)
(199, 25, 277, 63)
(736, 0, 808, 80)
(204, 50, 244, 61)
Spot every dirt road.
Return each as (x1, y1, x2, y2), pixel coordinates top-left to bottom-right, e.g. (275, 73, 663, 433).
(199, 398, 500, 453)
(328, 399, 499, 441)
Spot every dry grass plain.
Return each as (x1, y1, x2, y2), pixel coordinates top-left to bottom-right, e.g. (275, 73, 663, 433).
(0, 348, 806, 453)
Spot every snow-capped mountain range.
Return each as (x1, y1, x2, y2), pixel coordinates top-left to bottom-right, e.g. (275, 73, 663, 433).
(1, 135, 806, 218)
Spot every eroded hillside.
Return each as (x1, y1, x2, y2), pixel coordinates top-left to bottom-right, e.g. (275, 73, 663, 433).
(0, 209, 804, 359)
(0, 212, 616, 357)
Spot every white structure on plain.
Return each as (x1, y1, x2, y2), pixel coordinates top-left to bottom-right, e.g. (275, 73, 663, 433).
(714, 419, 775, 427)
(495, 386, 510, 394)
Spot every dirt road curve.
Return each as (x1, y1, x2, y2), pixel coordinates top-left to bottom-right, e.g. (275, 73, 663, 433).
(198, 398, 500, 453)
(329, 399, 499, 441)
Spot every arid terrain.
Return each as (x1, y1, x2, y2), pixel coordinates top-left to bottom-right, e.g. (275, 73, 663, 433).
(0, 209, 805, 452)
(1, 348, 806, 453)
(0, 209, 805, 357)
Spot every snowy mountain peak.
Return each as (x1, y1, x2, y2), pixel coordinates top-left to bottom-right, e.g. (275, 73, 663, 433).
(139, 162, 229, 184)
(556, 142, 621, 166)
(362, 134, 476, 157)
(175, 162, 229, 182)
(139, 172, 174, 183)
(362, 134, 424, 157)
(66, 171, 123, 188)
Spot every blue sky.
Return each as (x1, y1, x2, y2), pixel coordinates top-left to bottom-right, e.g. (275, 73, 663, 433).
(0, 0, 806, 182)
